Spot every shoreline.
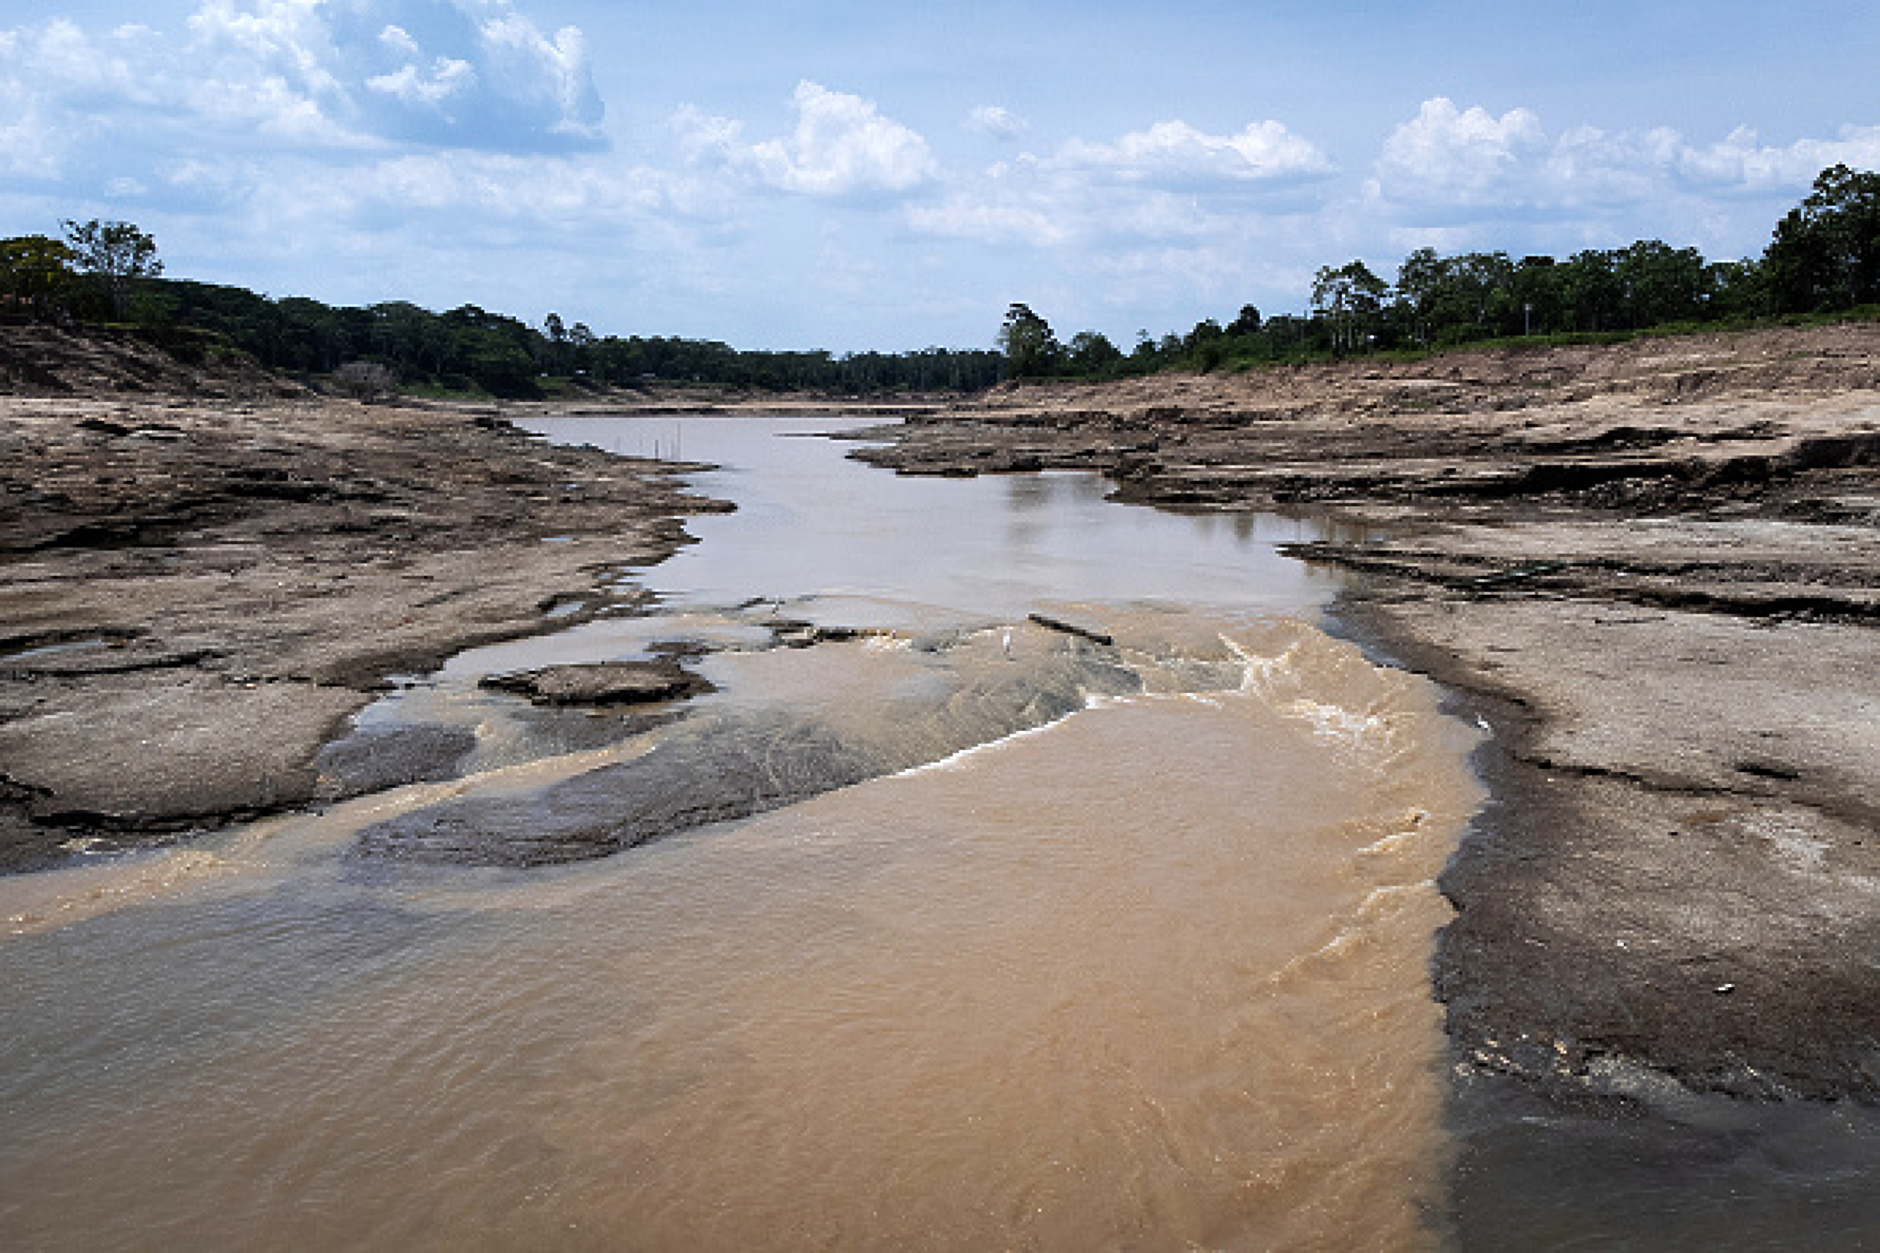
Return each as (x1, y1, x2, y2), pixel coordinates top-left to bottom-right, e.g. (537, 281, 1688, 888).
(0, 389, 732, 871)
(1324, 553, 1880, 1104)
(853, 322, 1880, 1103)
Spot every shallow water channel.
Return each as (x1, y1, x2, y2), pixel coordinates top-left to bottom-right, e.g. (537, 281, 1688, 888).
(2, 414, 1489, 1249)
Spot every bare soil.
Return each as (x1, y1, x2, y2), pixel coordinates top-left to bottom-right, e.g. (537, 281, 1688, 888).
(862, 322, 1880, 1103)
(0, 331, 729, 869)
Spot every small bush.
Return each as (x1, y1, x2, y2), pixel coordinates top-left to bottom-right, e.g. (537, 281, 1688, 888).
(332, 360, 399, 401)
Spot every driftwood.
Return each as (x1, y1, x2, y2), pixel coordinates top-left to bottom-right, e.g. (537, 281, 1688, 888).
(1027, 612, 1114, 646)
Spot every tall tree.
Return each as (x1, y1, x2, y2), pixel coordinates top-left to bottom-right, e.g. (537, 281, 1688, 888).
(1511, 256, 1562, 335)
(1766, 164, 1880, 312)
(998, 303, 1061, 378)
(1311, 260, 1388, 353)
(1560, 249, 1623, 332)
(1393, 247, 1450, 344)
(61, 219, 162, 320)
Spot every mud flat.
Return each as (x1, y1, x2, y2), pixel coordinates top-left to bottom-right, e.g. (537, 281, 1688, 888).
(0, 353, 731, 870)
(860, 322, 1880, 1103)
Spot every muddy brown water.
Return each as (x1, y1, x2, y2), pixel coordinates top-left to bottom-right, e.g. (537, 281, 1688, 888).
(29, 411, 1815, 1248)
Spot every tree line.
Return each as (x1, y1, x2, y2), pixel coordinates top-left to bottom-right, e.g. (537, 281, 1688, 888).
(6, 164, 1876, 396)
(0, 219, 1002, 398)
(1000, 162, 1880, 379)
(138, 283, 1005, 397)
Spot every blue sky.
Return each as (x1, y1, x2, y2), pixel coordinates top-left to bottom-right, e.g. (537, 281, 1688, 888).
(5, 1, 1878, 350)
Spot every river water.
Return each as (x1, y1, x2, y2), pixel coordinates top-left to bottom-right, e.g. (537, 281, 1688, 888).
(1, 415, 1486, 1249)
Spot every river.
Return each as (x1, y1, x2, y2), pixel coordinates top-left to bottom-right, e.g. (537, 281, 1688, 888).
(1, 414, 1487, 1249)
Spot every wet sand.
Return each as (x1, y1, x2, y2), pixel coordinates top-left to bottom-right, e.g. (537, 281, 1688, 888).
(859, 323, 1880, 1104)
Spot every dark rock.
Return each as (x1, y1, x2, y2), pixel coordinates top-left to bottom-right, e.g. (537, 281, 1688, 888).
(313, 724, 480, 798)
(478, 659, 709, 707)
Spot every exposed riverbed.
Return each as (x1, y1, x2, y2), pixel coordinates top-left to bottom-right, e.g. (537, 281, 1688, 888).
(6, 382, 1877, 1248)
(3, 414, 1485, 1248)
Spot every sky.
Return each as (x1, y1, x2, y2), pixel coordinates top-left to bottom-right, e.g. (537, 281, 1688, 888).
(4, 1, 1878, 352)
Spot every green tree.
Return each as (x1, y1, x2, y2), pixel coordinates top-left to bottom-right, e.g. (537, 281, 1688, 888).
(1510, 256, 1562, 335)
(567, 321, 598, 376)
(1312, 260, 1388, 353)
(998, 303, 1061, 378)
(1393, 247, 1444, 344)
(542, 311, 569, 373)
(1707, 258, 1771, 322)
(1766, 163, 1880, 312)
(1614, 239, 1711, 327)
(61, 219, 162, 320)
(0, 235, 79, 321)
(1226, 304, 1263, 336)
(1066, 329, 1122, 376)
(1559, 249, 1623, 332)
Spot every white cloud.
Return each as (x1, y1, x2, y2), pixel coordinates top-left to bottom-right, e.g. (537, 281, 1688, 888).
(909, 181, 1072, 246)
(1372, 98, 1547, 211)
(479, 13, 599, 139)
(907, 116, 1332, 249)
(968, 105, 1028, 142)
(755, 81, 936, 195)
(1056, 119, 1332, 188)
(366, 56, 476, 107)
(0, 0, 604, 170)
(674, 81, 936, 198)
(1370, 97, 1880, 228)
(1680, 123, 1880, 192)
(378, 24, 421, 58)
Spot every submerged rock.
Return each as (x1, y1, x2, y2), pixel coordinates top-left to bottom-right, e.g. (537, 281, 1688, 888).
(355, 633, 1151, 868)
(313, 724, 480, 798)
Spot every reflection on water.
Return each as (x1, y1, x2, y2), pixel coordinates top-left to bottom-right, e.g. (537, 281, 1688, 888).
(526, 413, 1340, 619)
(0, 413, 1487, 1250)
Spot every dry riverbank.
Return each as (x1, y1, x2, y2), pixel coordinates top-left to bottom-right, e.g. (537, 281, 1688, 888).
(860, 323, 1880, 1103)
(0, 373, 729, 871)
(4, 320, 1876, 1107)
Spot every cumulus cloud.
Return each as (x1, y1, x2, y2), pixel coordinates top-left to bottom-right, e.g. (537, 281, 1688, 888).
(908, 172, 1073, 247)
(675, 81, 936, 197)
(0, 0, 605, 170)
(365, 54, 476, 108)
(907, 116, 1332, 249)
(1055, 119, 1332, 188)
(1370, 97, 1880, 227)
(1679, 123, 1880, 192)
(1372, 98, 1547, 213)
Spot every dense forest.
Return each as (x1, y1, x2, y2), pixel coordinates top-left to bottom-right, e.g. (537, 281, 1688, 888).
(3, 164, 1876, 398)
(138, 286, 1006, 397)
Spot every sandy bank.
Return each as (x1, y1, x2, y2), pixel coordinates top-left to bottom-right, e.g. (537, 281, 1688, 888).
(862, 323, 1880, 1102)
